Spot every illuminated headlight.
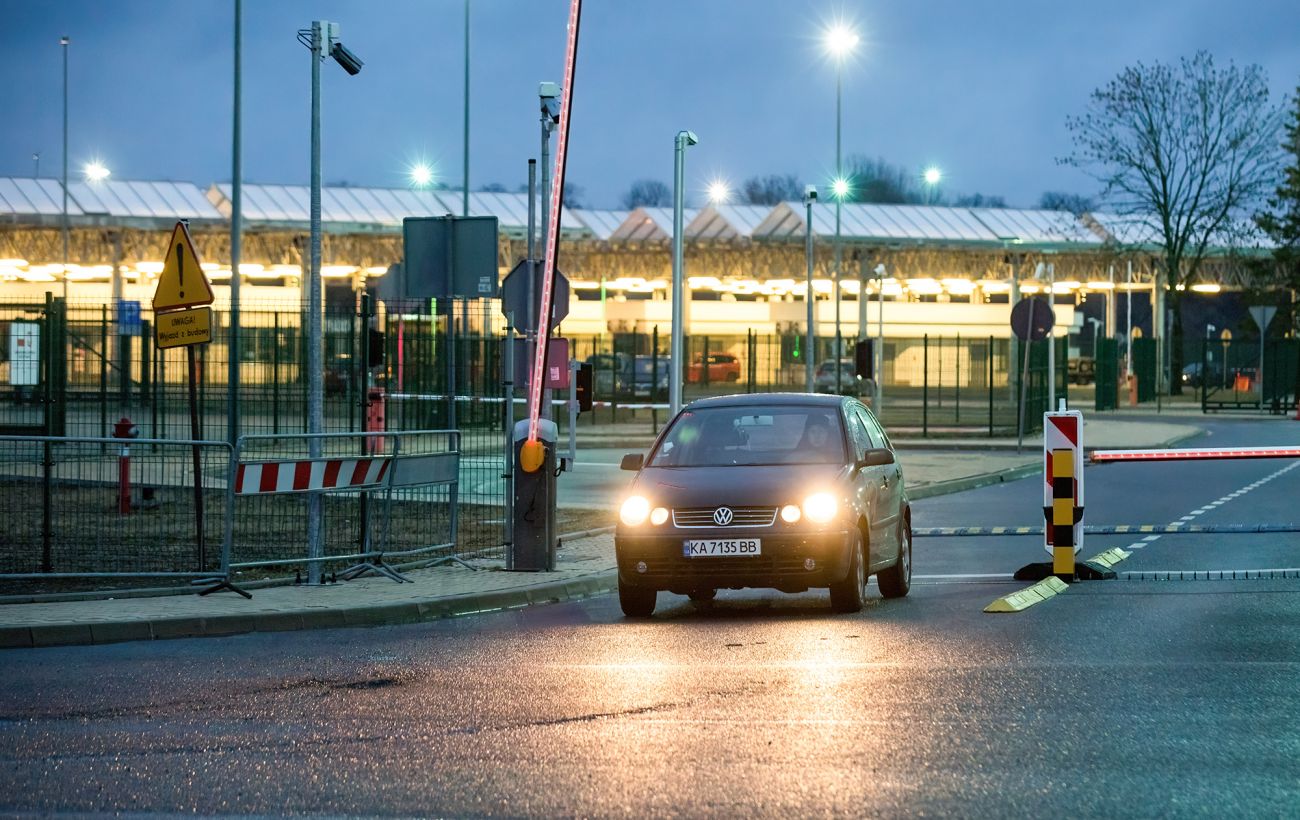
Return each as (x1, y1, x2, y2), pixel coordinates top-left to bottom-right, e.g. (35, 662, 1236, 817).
(802, 492, 838, 523)
(620, 495, 651, 526)
(650, 507, 669, 526)
(780, 504, 802, 523)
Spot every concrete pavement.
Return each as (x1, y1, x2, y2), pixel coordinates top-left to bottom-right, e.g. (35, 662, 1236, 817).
(0, 413, 1207, 648)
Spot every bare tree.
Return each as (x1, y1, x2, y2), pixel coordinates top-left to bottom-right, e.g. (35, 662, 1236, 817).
(740, 174, 802, 205)
(842, 155, 925, 204)
(622, 179, 672, 209)
(1038, 191, 1096, 215)
(954, 193, 1008, 208)
(1064, 51, 1284, 393)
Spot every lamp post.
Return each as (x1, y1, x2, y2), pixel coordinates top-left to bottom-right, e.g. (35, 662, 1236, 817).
(463, 0, 470, 216)
(874, 262, 886, 412)
(826, 25, 857, 395)
(299, 19, 363, 584)
(669, 130, 698, 417)
(923, 166, 942, 204)
(61, 35, 69, 301)
(804, 186, 818, 392)
(229, 0, 242, 446)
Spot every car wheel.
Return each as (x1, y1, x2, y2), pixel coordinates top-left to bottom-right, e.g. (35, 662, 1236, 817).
(619, 578, 657, 617)
(829, 529, 866, 613)
(687, 588, 716, 603)
(726, 372, 739, 382)
(878, 517, 912, 599)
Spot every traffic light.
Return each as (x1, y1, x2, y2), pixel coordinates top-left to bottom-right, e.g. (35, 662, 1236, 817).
(854, 339, 874, 380)
(575, 362, 593, 413)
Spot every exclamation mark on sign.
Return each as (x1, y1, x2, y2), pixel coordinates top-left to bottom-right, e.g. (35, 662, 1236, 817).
(177, 243, 185, 299)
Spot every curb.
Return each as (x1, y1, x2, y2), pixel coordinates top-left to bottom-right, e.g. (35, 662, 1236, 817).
(0, 569, 620, 649)
(907, 462, 1042, 500)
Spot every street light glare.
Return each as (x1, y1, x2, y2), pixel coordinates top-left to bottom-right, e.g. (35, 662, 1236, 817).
(84, 162, 110, 182)
(825, 25, 859, 57)
(707, 180, 729, 204)
(831, 177, 850, 199)
(409, 163, 434, 188)
(924, 167, 942, 186)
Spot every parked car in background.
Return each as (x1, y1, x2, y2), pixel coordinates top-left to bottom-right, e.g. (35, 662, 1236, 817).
(630, 355, 671, 399)
(688, 352, 741, 383)
(1182, 361, 1225, 388)
(585, 353, 631, 395)
(1068, 357, 1096, 385)
(814, 359, 867, 395)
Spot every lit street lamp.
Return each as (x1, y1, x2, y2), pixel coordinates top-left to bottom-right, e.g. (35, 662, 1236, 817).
(298, 19, 363, 585)
(61, 35, 69, 300)
(409, 163, 434, 188)
(923, 166, 942, 204)
(825, 24, 858, 394)
(803, 185, 818, 392)
(83, 161, 109, 182)
(707, 179, 729, 205)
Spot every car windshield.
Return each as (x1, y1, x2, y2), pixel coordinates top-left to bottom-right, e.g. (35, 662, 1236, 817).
(649, 406, 846, 467)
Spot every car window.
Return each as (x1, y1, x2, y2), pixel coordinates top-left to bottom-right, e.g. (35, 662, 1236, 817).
(845, 408, 872, 461)
(649, 406, 846, 467)
(855, 405, 890, 450)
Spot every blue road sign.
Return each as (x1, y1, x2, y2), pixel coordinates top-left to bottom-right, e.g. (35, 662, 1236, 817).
(117, 300, 142, 334)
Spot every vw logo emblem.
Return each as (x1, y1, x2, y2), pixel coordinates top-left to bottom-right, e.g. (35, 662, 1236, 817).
(712, 507, 734, 526)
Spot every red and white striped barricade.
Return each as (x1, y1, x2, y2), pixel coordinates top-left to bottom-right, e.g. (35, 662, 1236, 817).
(1044, 409, 1084, 578)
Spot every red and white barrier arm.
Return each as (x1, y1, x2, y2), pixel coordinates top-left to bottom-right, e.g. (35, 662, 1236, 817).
(1091, 446, 1300, 463)
(235, 457, 390, 495)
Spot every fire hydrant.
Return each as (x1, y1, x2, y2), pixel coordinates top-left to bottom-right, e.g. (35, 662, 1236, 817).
(112, 417, 139, 514)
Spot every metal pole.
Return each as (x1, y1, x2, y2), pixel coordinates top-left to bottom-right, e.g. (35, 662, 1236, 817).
(1126, 260, 1133, 377)
(833, 64, 843, 394)
(1047, 262, 1056, 410)
(229, 0, 243, 445)
(669, 131, 692, 417)
(876, 262, 884, 412)
(539, 104, 552, 421)
(804, 196, 815, 392)
(462, 0, 470, 217)
(61, 35, 69, 301)
(306, 20, 325, 584)
(857, 254, 867, 341)
(1106, 263, 1115, 341)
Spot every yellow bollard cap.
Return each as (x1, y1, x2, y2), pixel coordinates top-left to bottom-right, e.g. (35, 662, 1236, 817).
(520, 439, 546, 473)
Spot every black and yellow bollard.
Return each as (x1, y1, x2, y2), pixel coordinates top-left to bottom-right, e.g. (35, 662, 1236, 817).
(1051, 448, 1076, 579)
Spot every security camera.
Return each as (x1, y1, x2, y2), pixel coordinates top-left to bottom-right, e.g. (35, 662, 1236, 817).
(803, 185, 818, 204)
(539, 81, 560, 99)
(331, 42, 364, 75)
(873, 263, 887, 276)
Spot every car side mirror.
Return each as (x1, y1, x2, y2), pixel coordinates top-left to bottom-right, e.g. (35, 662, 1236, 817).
(858, 448, 895, 468)
(620, 453, 645, 471)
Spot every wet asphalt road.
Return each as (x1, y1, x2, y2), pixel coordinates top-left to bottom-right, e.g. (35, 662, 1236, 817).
(2, 417, 1298, 817)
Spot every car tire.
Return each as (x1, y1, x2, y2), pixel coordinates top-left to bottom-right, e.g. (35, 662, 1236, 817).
(829, 529, 866, 613)
(619, 579, 657, 617)
(878, 517, 912, 599)
(726, 372, 739, 382)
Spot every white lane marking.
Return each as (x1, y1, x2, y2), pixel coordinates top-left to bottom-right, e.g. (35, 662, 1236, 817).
(914, 573, 1013, 580)
(1143, 535, 1161, 542)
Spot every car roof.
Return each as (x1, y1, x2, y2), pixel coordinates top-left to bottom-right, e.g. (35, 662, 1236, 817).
(685, 392, 847, 410)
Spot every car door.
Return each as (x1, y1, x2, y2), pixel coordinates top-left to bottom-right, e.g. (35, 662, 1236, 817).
(843, 404, 890, 562)
(855, 404, 902, 559)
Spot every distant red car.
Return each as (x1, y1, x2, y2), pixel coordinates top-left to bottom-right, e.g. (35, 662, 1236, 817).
(687, 353, 741, 383)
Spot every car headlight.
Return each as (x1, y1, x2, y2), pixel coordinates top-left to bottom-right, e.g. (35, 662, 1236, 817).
(650, 507, 669, 526)
(620, 495, 651, 526)
(802, 492, 838, 523)
(780, 504, 802, 523)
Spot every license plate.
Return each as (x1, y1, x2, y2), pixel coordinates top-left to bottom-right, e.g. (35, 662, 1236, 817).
(683, 538, 762, 557)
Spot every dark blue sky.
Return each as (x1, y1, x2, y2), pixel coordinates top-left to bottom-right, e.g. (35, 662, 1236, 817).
(2, 0, 1297, 209)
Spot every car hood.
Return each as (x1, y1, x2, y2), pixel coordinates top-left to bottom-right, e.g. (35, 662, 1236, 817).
(631, 462, 848, 508)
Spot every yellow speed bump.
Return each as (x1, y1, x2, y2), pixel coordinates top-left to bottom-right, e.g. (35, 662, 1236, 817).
(1085, 547, 1131, 569)
(984, 576, 1069, 613)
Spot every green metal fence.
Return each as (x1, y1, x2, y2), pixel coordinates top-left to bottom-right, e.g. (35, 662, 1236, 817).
(1200, 337, 1299, 414)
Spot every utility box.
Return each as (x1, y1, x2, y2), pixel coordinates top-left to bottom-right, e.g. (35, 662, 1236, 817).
(511, 418, 557, 571)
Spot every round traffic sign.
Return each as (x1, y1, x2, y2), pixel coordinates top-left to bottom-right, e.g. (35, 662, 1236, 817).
(1010, 297, 1054, 342)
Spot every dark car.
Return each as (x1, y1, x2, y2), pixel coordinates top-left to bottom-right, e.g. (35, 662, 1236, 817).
(629, 355, 671, 399)
(814, 358, 867, 395)
(615, 393, 911, 616)
(1182, 361, 1225, 388)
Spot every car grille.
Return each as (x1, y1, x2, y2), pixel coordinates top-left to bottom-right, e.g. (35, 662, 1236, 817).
(639, 556, 813, 579)
(671, 506, 777, 528)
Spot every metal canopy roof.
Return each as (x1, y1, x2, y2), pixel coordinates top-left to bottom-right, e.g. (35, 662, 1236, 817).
(612, 207, 699, 242)
(967, 207, 1102, 247)
(687, 205, 773, 241)
(0, 177, 222, 226)
(572, 209, 629, 241)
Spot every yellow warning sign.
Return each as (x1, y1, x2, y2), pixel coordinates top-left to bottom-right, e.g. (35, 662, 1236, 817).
(155, 306, 212, 349)
(152, 221, 214, 312)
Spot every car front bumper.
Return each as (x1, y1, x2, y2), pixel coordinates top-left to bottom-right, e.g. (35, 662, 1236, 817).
(615, 529, 854, 593)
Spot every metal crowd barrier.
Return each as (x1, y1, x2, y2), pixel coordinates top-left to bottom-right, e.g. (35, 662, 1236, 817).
(0, 435, 233, 586)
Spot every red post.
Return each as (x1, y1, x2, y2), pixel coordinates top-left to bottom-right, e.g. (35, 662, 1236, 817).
(112, 417, 138, 514)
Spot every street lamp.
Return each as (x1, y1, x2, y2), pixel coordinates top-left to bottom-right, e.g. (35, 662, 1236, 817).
(803, 185, 818, 392)
(707, 179, 729, 205)
(824, 23, 858, 394)
(409, 163, 434, 188)
(83, 161, 109, 182)
(670, 129, 698, 417)
(298, 19, 363, 584)
(923, 166, 942, 204)
(60, 35, 69, 300)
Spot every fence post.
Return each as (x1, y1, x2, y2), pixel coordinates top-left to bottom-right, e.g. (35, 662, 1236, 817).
(100, 304, 109, 446)
(652, 326, 660, 432)
(272, 312, 282, 435)
(955, 333, 961, 424)
(923, 334, 929, 437)
(988, 336, 994, 437)
(141, 319, 153, 434)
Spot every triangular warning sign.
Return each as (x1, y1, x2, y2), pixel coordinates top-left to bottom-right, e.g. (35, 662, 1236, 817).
(153, 221, 214, 311)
